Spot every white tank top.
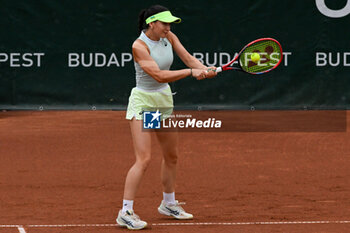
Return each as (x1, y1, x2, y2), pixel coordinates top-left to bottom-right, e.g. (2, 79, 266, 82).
(134, 31, 173, 91)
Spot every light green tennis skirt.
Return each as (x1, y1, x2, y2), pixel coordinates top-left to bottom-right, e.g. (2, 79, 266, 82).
(126, 85, 174, 120)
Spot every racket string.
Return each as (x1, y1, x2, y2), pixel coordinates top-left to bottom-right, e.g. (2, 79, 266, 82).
(240, 40, 282, 74)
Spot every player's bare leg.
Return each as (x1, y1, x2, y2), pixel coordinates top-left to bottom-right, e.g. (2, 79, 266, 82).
(123, 118, 152, 200)
(155, 129, 193, 219)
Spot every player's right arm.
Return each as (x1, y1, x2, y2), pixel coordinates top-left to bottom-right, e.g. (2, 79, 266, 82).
(132, 39, 206, 82)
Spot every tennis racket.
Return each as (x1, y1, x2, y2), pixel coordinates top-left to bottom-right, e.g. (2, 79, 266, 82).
(215, 38, 283, 75)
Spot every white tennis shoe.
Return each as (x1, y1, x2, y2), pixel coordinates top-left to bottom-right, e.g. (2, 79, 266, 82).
(116, 210, 147, 230)
(158, 200, 193, 219)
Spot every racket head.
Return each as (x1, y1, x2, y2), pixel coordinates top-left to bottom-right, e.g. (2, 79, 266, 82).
(238, 38, 283, 74)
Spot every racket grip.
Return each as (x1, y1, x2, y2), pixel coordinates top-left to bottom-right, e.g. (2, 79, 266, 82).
(216, 67, 222, 73)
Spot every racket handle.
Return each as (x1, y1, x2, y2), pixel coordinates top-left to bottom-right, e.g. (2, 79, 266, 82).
(216, 67, 222, 73)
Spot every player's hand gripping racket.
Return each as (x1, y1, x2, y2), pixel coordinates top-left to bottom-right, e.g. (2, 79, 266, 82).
(215, 38, 283, 75)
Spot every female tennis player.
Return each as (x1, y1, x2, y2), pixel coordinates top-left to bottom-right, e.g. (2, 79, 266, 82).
(116, 5, 217, 230)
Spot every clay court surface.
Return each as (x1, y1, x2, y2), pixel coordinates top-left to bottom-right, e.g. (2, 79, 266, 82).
(1, 110, 349, 233)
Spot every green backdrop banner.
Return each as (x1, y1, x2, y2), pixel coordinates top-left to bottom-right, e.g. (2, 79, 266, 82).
(1, 0, 350, 110)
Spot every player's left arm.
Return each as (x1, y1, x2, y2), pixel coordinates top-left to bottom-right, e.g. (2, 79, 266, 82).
(167, 31, 216, 78)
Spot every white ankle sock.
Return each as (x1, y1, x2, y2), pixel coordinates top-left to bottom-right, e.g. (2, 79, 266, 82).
(163, 192, 176, 205)
(122, 199, 134, 214)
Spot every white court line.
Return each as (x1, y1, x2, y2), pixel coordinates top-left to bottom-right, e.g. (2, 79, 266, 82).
(17, 226, 26, 233)
(152, 220, 350, 226)
(0, 220, 349, 229)
(27, 224, 118, 228)
(0, 225, 21, 228)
